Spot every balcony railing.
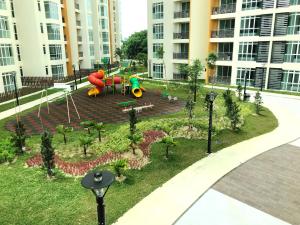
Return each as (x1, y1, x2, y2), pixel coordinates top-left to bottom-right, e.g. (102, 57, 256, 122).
(173, 32, 189, 39)
(173, 52, 188, 59)
(211, 29, 234, 38)
(173, 73, 188, 80)
(212, 3, 236, 15)
(174, 11, 190, 19)
(217, 53, 233, 61)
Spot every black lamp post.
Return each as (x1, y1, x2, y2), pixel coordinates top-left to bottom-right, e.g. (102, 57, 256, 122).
(12, 72, 20, 107)
(243, 72, 248, 101)
(81, 171, 115, 225)
(73, 64, 78, 90)
(260, 64, 266, 92)
(207, 92, 217, 154)
(78, 61, 82, 83)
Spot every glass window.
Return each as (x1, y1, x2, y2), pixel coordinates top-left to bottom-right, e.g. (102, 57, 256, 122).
(285, 41, 300, 63)
(44, 1, 59, 20)
(281, 70, 300, 92)
(236, 68, 256, 86)
(0, 16, 10, 38)
(290, 0, 300, 5)
(103, 44, 109, 54)
(152, 2, 163, 19)
(47, 24, 60, 40)
(51, 64, 64, 80)
(100, 5, 108, 17)
(240, 16, 261, 36)
(242, 0, 262, 10)
(101, 19, 108, 29)
(102, 32, 109, 42)
(49, 44, 62, 60)
(90, 44, 95, 56)
(0, 0, 6, 10)
(153, 23, 163, 39)
(86, 0, 92, 12)
(88, 30, 93, 42)
(216, 66, 232, 84)
(0, 44, 14, 66)
(287, 13, 300, 35)
(238, 42, 258, 61)
(2, 73, 15, 92)
(153, 63, 164, 79)
(88, 15, 93, 27)
(153, 43, 163, 59)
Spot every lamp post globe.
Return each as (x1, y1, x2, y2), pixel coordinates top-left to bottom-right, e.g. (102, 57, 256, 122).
(81, 171, 115, 225)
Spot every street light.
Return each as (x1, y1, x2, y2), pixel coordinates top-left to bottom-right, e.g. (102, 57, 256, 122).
(72, 64, 78, 90)
(206, 92, 217, 154)
(243, 70, 248, 101)
(260, 63, 266, 92)
(81, 171, 115, 225)
(78, 61, 82, 83)
(12, 72, 19, 107)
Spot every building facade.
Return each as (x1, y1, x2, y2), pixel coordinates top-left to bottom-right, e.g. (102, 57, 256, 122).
(147, 0, 209, 80)
(0, 0, 121, 94)
(209, 0, 300, 93)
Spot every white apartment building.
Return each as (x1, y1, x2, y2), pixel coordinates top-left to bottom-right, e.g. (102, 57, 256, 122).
(0, 0, 121, 94)
(147, 0, 209, 80)
(210, 0, 300, 93)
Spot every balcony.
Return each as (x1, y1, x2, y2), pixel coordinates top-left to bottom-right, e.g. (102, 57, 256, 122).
(75, 3, 80, 10)
(173, 32, 189, 39)
(174, 11, 190, 19)
(212, 4, 236, 15)
(77, 36, 82, 42)
(76, 21, 81, 26)
(211, 29, 234, 38)
(79, 52, 83, 57)
(173, 52, 188, 59)
(217, 53, 233, 61)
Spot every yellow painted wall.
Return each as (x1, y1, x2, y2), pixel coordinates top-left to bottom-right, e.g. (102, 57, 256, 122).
(62, 1, 73, 76)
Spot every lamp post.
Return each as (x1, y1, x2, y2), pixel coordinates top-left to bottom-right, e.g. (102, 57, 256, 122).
(243, 71, 248, 101)
(81, 171, 115, 225)
(260, 64, 266, 92)
(73, 64, 78, 90)
(12, 72, 19, 107)
(207, 92, 217, 154)
(78, 61, 82, 83)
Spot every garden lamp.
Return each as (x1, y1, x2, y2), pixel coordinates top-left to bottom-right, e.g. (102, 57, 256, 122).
(206, 92, 217, 154)
(72, 64, 78, 90)
(81, 171, 115, 225)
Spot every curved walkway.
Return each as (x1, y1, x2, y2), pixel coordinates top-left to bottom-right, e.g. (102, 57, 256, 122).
(113, 90, 300, 225)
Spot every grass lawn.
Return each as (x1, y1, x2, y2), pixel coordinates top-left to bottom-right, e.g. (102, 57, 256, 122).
(0, 79, 278, 225)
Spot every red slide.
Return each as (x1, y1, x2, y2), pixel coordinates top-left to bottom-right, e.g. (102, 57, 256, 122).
(87, 71, 105, 96)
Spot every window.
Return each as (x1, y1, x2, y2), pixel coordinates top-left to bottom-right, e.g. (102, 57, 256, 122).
(236, 68, 256, 86)
(103, 44, 109, 54)
(102, 32, 109, 42)
(88, 15, 93, 27)
(238, 42, 258, 61)
(287, 13, 300, 35)
(10, 0, 14, 17)
(16, 45, 21, 61)
(101, 19, 108, 29)
(281, 70, 300, 92)
(86, 0, 92, 11)
(153, 43, 163, 58)
(216, 66, 232, 84)
(40, 23, 44, 33)
(88, 30, 93, 42)
(152, 2, 163, 19)
(290, 0, 300, 5)
(0, 44, 14, 66)
(240, 16, 261, 36)
(51, 64, 64, 80)
(153, 64, 163, 79)
(218, 43, 233, 60)
(13, 23, 17, 40)
(219, 19, 235, 30)
(38, 1, 41, 11)
(242, 0, 262, 10)
(44, 1, 59, 20)
(47, 24, 60, 40)
(153, 23, 163, 39)
(0, 16, 10, 38)
(100, 5, 108, 17)
(0, 0, 6, 10)
(285, 41, 300, 63)
(49, 44, 62, 60)
(90, 44, 95, 56)
(2, 73, 15, 92)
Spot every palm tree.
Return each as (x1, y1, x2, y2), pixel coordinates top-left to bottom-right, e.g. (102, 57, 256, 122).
(160, 136, 176, 159)
(157, 46, 166, 79)
(79, 135, 93, 156)
(127, 133, 142, 155)
(94, 122, 104, 142)
(56, 125, 73, 144)
(80, 121, 95, 134)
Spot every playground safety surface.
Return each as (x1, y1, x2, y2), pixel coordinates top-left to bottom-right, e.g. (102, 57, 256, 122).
(5, 89, 184, 135)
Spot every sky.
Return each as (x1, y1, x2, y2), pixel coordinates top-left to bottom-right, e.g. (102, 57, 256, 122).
(120, 0, 147, 40)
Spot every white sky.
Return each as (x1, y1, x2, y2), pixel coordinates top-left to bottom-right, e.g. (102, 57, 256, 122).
(120, 0, 147, 40)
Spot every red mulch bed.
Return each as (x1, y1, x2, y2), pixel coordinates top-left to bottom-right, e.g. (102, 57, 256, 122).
(26, 130, 165, 176)
(5, 89, 184, 135)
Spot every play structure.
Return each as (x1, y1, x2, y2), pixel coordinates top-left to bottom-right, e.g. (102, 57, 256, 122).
(87, 70, 145, 98)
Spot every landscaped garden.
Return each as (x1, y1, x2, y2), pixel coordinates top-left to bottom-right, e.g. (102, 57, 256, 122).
(0, 64, 278, 225)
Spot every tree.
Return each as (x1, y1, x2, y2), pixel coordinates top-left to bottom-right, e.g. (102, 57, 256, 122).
(11, 121, 27, 155)
(178, 64, 189, 80)
(112, 159, 128, 178)
(160, 136, 176, 159)
(41, 131, 55, 177)
(122, 30, 147, 60)
(185, 98, 195, 129)
(129, 108, 138, 136)
(223, 89, 233, 117)
(127, 133, 142, 155)
(206, 52, 217, 83)
(254, 91, 263, 114)
(80, 121, 95, 134)
(115, 47, 123, 60)
(228, 101, 241, 131)
(94, 122, 105, 142)
(236, 85, 243, 101)
(136, 52, 148, 67)
(188, 59, 204, 103)
(79, 135, 93, 156)
(56, 125, 73, 144)
(157, 46, 166, 79)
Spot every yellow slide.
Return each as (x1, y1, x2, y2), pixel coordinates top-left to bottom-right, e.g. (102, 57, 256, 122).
(88, 87, 101, 97)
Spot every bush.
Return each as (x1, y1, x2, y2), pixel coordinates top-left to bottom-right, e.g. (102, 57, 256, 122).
(112, 159, 128, 178)
(11, 121, 27, 155)
(228, 101, 242, 131)
(0, 139, 15, 163)
(41, 131, 55, 177)
(254, 91, 263, 114)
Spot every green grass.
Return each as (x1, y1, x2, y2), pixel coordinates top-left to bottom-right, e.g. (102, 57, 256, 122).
(0, 80, 278, 225)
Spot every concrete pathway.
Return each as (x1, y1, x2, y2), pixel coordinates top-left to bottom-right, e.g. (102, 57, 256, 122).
(113, 90, 300, 225)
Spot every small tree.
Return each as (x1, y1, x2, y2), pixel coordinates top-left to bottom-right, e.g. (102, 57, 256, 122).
(11, 121, 27, 155)
(185, 98, 195, 129)
(129, 108, 138, 136)
(236, 85, 243, 101)
(136, 52, 147, 67)
(229, 101, 241, 131)
(94, 122, 105, 142)
(56, 125, 73, 144)
(254, 91, 263, 114)
(127, 133, 142, 155)
(41, 131, 55, 177)
(112, 159, 128, 178)
(160, 136, 176, 159)
(206, 52, 217, 83)
(178, 64, 189, 80)
(79, 136, 93, 156)
(223, 89, 233, 117)
(80, 121, 95, 134)
(185, 59, 204, 102)
(115, 47, 123, 60)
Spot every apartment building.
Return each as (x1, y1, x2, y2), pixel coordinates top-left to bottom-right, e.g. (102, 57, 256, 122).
(0, 0, 121, 94)
(209, 0, 300, 93)
(147, 0, 209, 80)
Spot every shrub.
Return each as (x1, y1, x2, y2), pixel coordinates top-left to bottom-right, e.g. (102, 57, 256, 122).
(94, 122, 105, 142)
(236, 85, 243, 101)
(112, 159, 128, 178)
(0, 139, 15, 164)
(80, 121, 95, 134)
(160, 136, 176, 159)
(79, 135, 94, 156)
(129, 108, 138, 135)
(56, 125, 73, 144)
(127, 133, 142, 155)
(228, 101, 242, 131)
(11, 121, 27, 155)
(41, 131, 55, 177)
(223, 89, 233, 117)
(254, 91, 263, 114)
